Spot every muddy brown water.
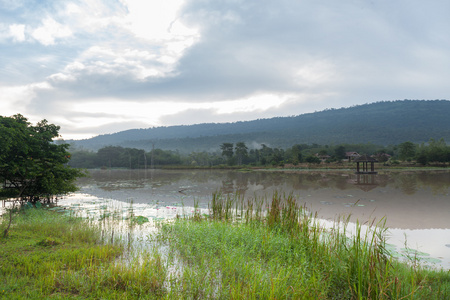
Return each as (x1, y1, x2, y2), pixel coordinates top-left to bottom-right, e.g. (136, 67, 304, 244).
(75, 169, 450, 228)
(25, 169, 450, 269)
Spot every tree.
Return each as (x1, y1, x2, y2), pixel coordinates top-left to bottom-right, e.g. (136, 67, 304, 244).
(305, 155, 321, 164)
(220, 143, 234, 164)
(427, 138, 449, 163)
(235, 142, 248, 165)
(289, 144, 305, 164)
(0, 114, 85, 202)
(398, 141, 416, 162)
(334, 145, 346, 160)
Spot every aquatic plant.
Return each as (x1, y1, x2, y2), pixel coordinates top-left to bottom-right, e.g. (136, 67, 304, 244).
(159, 192, 450, 299)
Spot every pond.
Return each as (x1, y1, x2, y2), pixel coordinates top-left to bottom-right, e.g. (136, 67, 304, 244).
(27, 169, 450, 269)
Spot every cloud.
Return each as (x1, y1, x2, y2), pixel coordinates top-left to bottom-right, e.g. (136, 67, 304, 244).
(31, 18, 72, 45)
(1, 0, 450, 139)
(8, 24, 25, 42)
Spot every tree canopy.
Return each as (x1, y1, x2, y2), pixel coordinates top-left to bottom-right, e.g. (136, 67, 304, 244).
(0, 114, 84, 201)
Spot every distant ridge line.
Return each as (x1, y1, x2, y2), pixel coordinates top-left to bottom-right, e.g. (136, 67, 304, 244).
(68, 100, 450, 153)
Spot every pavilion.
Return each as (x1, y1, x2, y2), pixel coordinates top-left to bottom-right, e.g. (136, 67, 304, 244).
(354, 155, 378, 174)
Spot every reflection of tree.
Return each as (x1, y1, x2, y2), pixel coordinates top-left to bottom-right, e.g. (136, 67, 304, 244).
(398, 176, 418, 195)
(416, 171, 450, 194)
(335, 175, 350, 190)
(375, 174, 390, 188)
(291, 176, 307, 190)
(235, 172, 249, 194)
(80, 169, 450, 198)
(220, 171, 250, 195)
(353, 174, 378, 192)
(221, 179, 234, 194)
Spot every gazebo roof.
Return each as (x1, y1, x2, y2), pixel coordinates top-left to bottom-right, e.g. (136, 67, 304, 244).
(353, 155, 378, 162)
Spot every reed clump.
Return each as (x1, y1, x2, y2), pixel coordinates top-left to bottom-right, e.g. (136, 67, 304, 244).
(160, 192, 450, 299)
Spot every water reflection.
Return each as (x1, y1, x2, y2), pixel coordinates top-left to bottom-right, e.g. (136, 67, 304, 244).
(67, 169, 450, 270)
(75, 169, 450, 230)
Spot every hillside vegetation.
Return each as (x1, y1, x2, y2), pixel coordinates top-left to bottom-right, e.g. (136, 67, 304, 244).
(69, 100, 450, 153)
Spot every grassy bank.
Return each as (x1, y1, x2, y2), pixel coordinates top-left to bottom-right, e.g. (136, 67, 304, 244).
(1, 194, 449, 299)
(0, 207, 166, 299)
(159, 193, 450, 299)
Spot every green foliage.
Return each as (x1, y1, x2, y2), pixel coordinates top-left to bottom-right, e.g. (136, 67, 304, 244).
(235, 142, 248, 165)
(305, 155, 321, 164)
(415, 138, 450, 165)
(0, 114, 85, 200)
(399, 141, 416, 161)
(335, 145, 346, 160)
(68, 146, 181, 168)
(220, 142, 234, 165)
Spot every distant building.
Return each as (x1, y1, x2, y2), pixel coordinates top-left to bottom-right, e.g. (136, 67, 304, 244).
(372, 153, 391, 162)
(345, 151, 360, 162)
(315, 153, 331, 162)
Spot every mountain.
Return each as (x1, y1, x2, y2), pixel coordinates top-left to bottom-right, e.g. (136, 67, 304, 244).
(68, 100, 450, 153)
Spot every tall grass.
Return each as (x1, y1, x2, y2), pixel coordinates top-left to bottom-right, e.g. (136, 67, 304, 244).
(0, 206, 167, 299)
(160, 192, 450, 299)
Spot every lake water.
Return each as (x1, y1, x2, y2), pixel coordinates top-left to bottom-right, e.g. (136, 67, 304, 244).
(9, 168, 450, 269)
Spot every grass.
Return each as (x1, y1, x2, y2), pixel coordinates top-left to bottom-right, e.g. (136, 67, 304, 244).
(159, 192, 450, 299)
(1, 193, 449, 299)
(0, 206, 166, 299)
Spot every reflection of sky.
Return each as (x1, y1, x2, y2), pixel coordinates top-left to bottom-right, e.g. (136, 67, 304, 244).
(74, 169, 450, 230)
(58, 193, 450, 270)
(318, 219, 450, 270)
(388, 228, 450, 268)
(1, 191, 447, 270)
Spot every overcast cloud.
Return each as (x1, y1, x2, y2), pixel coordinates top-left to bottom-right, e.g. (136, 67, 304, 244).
(1, 0, 449, 139)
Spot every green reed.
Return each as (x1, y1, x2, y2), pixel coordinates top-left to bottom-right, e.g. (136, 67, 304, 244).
(160, 192, 450, 299)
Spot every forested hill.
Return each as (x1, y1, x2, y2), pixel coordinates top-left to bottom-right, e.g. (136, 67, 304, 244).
(69, 100, 450, 153)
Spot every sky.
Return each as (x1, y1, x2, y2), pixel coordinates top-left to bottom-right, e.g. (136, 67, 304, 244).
(1, 0, 449, 140)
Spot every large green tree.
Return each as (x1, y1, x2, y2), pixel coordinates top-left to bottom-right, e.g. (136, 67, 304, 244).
(235, 142, 248, 166)
(398, 141, 416, 161)
(220, 143, 234, 165)
(0, 114, 85, 201)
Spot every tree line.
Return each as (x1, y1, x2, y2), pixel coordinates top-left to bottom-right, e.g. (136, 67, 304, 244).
(67, 139, 450, 169)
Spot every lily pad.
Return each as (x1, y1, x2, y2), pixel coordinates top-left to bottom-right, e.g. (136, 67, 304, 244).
(384, 243, 397, 251)
(387, 250, 402, 258)
(400, 248, 430, 257)
(421, 257, 442, 264)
